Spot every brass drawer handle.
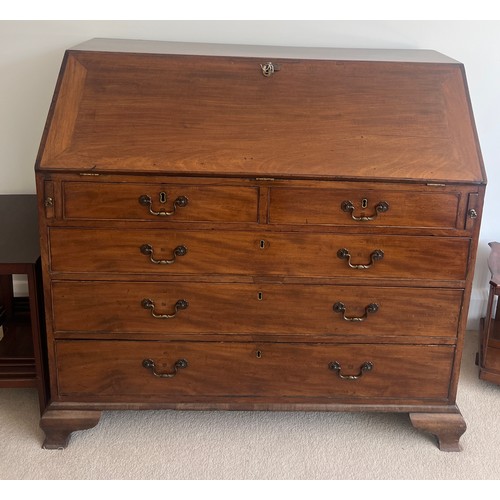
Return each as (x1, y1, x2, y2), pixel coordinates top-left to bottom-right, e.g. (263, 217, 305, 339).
(337, 248, 384, 269)
(141, 298, 188, 319)
(333, 301, 379, 322)
(140, 244, 187, 265)
(329, 361, 374, 380)
(142, 358, 188, 378)
(341, 200, 389, 221)
(138, 194, 188, 216)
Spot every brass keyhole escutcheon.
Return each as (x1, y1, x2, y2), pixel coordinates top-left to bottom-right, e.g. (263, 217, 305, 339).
(260, 62, 281, 77)
(259, 239, 266, 249)
(341, 200, 389, 221)
(258, 292, 263, 301)
(139, 194, 188, 216)
(256, 350, 262, 359)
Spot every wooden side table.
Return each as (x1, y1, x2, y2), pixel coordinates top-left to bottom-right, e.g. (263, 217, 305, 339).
(0, 195, 47, 412)
(477, 241, 500, 385)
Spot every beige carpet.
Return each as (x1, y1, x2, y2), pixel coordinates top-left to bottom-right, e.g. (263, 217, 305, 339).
(1, 330, 499, 480)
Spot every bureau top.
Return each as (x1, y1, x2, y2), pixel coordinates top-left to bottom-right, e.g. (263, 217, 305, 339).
(36, 38, 486, 184)
(70, 38, 460, 64)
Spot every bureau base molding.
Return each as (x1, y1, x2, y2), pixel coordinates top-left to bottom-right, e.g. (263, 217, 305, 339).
(39, 404, 465, 451)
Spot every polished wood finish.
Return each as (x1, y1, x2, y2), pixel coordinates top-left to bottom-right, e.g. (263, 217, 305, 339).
(269, 187, 465, 229)
(409, 412, 467, 452)
(35, 39, 486, 450)
(48, 227, 470, 280)
(50, 281, 462, 339)
(40, 409, 101, 449)
(38, 45, 483, 184)
(62, 182, 259, 223)
(0, 195, 48, 412)
(55, 340, 454, 401)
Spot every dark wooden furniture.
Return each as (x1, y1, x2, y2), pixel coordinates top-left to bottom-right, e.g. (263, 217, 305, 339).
(0, 195, 47, 412)
(477, 242, 500, 384)
(35, 39, 486, 450)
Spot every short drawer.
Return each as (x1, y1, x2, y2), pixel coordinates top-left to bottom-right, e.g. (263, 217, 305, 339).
(48, 228, 469, 281)
(54, 340, 454, 401)
(51, 281, 462, 338)
(270, 186, 463, 229)
(62, 181, 259, 222)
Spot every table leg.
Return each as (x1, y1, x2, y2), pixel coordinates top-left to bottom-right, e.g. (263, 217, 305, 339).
(0, 274, 14, 318)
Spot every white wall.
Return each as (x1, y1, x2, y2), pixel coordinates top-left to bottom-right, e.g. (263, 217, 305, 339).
(1, 20, 498, 326)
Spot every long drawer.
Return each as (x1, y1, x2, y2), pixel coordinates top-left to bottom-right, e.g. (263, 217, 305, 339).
(54, 340, 454, 401)
(48, 228, 469, 281)
(51, 281, 462, 337)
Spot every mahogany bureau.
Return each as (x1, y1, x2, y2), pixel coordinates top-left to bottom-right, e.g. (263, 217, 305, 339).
(35, 38, 486, 450)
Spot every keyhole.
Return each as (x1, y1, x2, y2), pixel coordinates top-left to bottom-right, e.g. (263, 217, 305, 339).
(256, 350, 262, 359)
(258, 292, 263, 301)
(159, 192, 167, 204)
(259, 239, 266, 249)
(361, 198, 368, 209)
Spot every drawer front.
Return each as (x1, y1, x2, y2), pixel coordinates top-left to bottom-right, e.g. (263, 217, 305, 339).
(51, 281, 462, 337)
(49, 228, 469, 281)
(270, 187, 462, 229)
(62, 181, 259, 222)
(55, 340, 454, 401)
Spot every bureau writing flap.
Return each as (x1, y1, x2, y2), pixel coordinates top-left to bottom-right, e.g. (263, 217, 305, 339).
(36, 39, 485, 184)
